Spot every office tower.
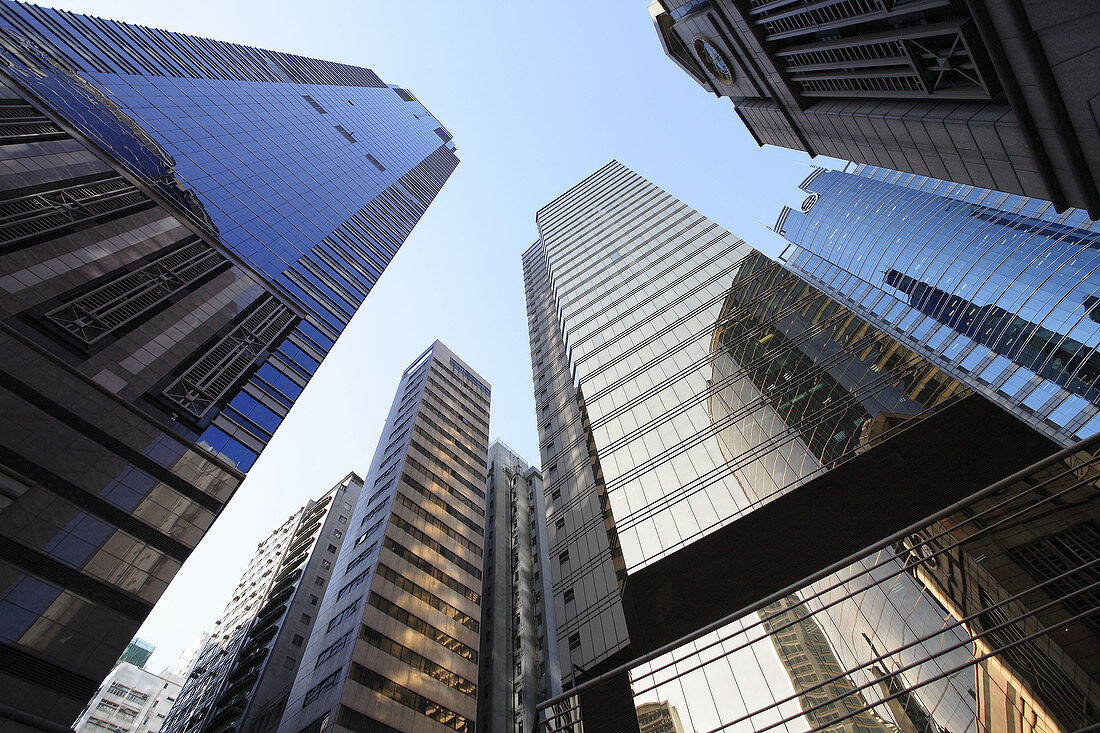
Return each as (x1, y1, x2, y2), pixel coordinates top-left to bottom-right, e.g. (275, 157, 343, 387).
(277, 342, 489, 733)
(117, 639, 156, 671)
(775, 163, 1100, 448)
(73, 661, 183, 733)
(0, 2, 456, 725)
(479, 441, 560, 733)
(648, 0, 1100, 217)
(523, 162, 1098, 732)
(161, 474, 362, 733)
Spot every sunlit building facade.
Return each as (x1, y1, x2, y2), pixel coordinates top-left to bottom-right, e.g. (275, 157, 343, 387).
(0, 2, 456, 727)
(277, 342, 489, 733)
(523, 162, 1099, 733)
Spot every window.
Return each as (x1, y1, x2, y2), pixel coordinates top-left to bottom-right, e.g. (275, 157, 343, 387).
(301, 613, 312, 625)
(555, 517, 565, 531)
(558, 550, 569, 565)
(569, 633, 581, 652)
(338, 515, 348, 524)
(327, 544, 337, 554)
(284, 655, 296, 669)
(310, 594, 319, 606)
(321, 559, 331, 570)
(315, 576, 325, 587)
(551, 488, 561, 502)
(292, 634, 304, 647)
(333, 529, 342, 539)
(564, 588, 575, 605)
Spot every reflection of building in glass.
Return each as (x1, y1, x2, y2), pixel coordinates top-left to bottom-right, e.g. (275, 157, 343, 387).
(649, 0, 1100, 216)
(0, 2, 456, 727)
(777, 164, 1100, 447)
(759, 596, 893, 733)
(479, 442, 561, 733)
(277, 342, 489, 733)
(709, 251, 975, 733)
(524, 163, 1100, 733)
(161, 475, 361, 733)
(636, 700, 685, 733)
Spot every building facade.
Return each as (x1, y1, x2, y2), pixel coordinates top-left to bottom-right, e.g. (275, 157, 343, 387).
(649, 0, 1100, 217)
(523, 162, 1098, 732)
(776, 163, 1100, 448)
(0, 2, 456, 726)
(277, 341, 489, 733)
(73, 660, 183, 733)
(478, 441, 560, 733)
(161, 474, 363, 733)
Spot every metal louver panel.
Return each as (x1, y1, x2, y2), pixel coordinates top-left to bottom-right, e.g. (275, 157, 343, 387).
(0, 101, 66, 143)
(161, 296, 296, 420)
(45, 239, 228, 344)
(0, 175, 151, 249)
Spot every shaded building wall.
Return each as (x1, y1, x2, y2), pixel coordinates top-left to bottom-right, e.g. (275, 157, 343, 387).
(650, 0, 1100, 217)
(478, 442, 560, 733)
(162, 475, 361, 733)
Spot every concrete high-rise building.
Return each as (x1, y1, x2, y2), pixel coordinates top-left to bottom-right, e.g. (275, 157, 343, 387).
(523, 162, 1098, 732)
(775, 163, 1100, 448)
(0, 2, 456, 726)
(478, 441, 560, 733)
(73, 661, 183, 733)
(649, 0, 1100, 217)
(277, 342, 489, 733)
(161, 475, 362, 733)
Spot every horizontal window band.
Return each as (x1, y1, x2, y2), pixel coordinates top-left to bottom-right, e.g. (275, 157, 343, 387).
(0, 535, 153, 621)
(0, 444, 191, 562)
(0, 368, 226, 513)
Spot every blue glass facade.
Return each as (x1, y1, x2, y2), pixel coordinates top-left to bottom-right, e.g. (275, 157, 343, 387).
(0, 0, 458, 471)
(777, 165, 1100, 447)
(0, 2, 455, 725)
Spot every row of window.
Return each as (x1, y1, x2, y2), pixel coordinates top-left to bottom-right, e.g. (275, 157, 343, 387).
(348, 664, 471, 733)
(375, 563, 479, 633)
(368, 593, 477, 664)
(359, 625, 476, 696)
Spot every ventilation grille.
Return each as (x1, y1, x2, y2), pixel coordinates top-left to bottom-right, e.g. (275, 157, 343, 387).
(161, 296, 296, 420)
(0, 101, 66, 144)
(0, 175, 151, 251)
(45, 239, 228, 345)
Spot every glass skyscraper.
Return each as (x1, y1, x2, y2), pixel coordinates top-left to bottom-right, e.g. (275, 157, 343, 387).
(776, 164, 1100, 448)
(0, 2, 456, 726)
(524, 163, 1099, 733)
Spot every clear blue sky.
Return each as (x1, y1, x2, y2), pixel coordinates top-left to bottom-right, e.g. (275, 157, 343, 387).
(43, 0, 822, 673)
